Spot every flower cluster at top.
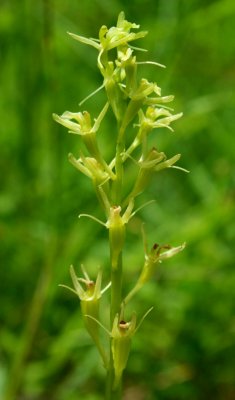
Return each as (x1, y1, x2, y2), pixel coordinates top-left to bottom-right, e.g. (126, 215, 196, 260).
(53, 11, 184, 206)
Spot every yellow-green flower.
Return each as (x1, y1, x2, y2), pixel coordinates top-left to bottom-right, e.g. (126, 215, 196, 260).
(124, 229, 186, 304)
(111, 312, 137, 389)
(110, 306, 153, 389)
(138, 238, 186, 286)
(53, 102, 109, 161)
(68, 153, 111, 184)
(61, 265, 111, 367)
(68, 11, 147, 55)
(80, 197, 135, 270)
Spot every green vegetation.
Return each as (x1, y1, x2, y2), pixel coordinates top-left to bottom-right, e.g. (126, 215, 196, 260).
(1, 1, 235, 399)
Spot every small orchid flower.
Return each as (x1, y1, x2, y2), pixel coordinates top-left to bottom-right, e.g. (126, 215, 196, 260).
(53, 103, 115, 179)
(68, 153, 111, 185)
(68, 12, 147, 55)
(111, 305, 153, 388)
(79, 195, 135, 270)
(111, 312, 137, 389)
(125, 228, 186, 304)
(126, 148, 169, 199)
(142, 229, 185, 283)
(80, 189, 154, 269)
(85, 306, 153, 389)
(119, 79, 162, 135)
(60, 265, 111, 367)
(135, 106, 183, 146)
(123, 148, 185, 204)
(53, 102, 109, 161)
(98, 18, 147, 53)
(62, 264, 111, 304)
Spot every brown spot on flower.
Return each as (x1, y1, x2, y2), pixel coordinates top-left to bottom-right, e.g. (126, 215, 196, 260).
(87, 280, 95, 289)
(119, 320, 128, 330)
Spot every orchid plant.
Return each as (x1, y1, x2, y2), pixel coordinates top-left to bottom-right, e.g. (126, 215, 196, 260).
(53, 11, 186, 399)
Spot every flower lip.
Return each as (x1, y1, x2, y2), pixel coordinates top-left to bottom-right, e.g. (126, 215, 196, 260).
(151, 243, 171, 257)
(86, 280, 95, 289)
(119, 320, 129, 330)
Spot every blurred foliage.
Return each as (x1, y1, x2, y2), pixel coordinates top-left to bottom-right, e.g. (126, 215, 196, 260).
(0, 0, 235, 399)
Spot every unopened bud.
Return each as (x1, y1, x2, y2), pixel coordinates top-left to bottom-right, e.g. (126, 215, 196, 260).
(107, 206, 126, 269)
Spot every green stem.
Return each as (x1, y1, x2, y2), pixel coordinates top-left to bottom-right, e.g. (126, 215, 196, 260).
(106, 127, 125, 399)
(112, 120, 126, 205)
(106, 254, 123, 400)
(106, 369, 122, 400)
(110, 255, 123, 323)
(112, 141, 124, 205)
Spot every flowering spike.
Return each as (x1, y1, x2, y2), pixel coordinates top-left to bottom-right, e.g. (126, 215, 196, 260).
(54, 11, 186, 395)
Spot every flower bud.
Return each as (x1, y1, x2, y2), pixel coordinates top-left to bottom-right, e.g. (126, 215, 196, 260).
(103, 63, 126, 122)
(107, 206, 126, 269)
(116, 47, 137, 95)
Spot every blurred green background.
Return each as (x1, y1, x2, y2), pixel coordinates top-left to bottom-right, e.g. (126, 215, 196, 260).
(1, 0, 235, 399)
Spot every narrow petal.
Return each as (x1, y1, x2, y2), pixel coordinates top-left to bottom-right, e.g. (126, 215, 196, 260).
(67, 32, 101, 50)
(92, 102, 109, 132)
(53, 113, 82, 134)
(69, 265, 86, 299)
(94, 269, 102, 299)
(159, 242, 186, 260)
